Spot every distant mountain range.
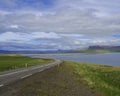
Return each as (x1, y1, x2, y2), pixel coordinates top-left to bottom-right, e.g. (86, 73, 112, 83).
(0, 49, 73, 54)
(0, 45, 120, 54)
(78, 45, 120, 53)
(88, 45, 120, 52)
(0, 50, 12, 54)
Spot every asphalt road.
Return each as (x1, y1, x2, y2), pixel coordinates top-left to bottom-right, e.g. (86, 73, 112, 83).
(0, 59, 62, 88)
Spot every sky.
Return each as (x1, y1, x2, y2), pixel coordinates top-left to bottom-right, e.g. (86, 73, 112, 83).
(0, 0, 120, 51)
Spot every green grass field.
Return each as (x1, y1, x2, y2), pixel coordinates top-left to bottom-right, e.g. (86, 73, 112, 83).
(66, 61, 120, 96)
(0, 54, 53, 72)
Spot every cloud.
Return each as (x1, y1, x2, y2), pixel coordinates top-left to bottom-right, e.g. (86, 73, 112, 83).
(64, 0, 120, 14)
(0, 31, 119, 50)
(0, 8, 120, 36)
(0, 31, 61, 42)
(0, 0, 120, 36)
(8, 24, 19, 29)
(0, 0, 120, 50)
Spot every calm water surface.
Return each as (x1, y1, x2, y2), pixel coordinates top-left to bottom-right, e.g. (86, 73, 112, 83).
(23, 53, 120, 66)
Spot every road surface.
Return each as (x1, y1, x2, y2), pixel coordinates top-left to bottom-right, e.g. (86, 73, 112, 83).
(0, 59, 62, 87)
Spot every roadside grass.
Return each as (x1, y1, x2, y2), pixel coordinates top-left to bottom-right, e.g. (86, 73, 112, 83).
(67, 61, 120, 96)
(0, 54, 53, 72)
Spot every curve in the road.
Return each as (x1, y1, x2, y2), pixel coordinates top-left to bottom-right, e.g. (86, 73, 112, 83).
(0, 59, 62, 87)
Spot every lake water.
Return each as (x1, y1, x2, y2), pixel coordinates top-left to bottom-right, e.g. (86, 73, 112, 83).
(23, 53, 120, 66)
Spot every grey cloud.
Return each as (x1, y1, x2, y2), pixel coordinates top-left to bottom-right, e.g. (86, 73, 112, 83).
(0, 0, 120, 36)
(0, 8, 120, 36)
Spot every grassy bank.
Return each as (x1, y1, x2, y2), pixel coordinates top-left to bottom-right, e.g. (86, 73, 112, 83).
(0, 54, 53, 72)
(67, 61, 120, 96)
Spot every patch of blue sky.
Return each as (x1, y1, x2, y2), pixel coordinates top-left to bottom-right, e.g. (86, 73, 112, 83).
(0, 0, 56, 11)
(18, 0, 55, 8)
(112, 35, 120, 38)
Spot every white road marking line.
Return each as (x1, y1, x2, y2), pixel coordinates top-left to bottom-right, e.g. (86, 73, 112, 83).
(38, 69, 44, 72)
(0, 69, 29, 77)
(0, 84, 4, 87)
(21, 74, 32, 79)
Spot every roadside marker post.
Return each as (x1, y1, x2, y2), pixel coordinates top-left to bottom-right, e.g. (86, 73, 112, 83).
(25, 63, 28, 68)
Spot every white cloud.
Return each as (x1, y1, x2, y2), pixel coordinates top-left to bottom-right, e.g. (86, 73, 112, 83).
(0, 31, 61, 42)
(31, 32, 61, 39)
(9, 24, 19, 29)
